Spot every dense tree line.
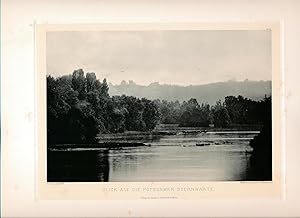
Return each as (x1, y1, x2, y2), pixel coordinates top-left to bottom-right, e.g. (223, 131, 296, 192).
(48, 69, 271, 144)
(155, 95, 271, 128)
(154, 99, 212, 127)
(47, 69, 160, 144)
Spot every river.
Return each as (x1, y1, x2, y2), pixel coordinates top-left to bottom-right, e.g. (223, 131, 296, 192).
(47, 130, 260, 182)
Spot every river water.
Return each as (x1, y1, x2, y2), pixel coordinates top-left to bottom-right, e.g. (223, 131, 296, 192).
(48, 131, 259, 182)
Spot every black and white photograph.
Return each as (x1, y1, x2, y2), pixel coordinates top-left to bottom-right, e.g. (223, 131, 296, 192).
(7, 0, 300, 216)
(46, 29, 272, 182)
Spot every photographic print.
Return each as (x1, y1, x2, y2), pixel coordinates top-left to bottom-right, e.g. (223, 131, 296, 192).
(45, 27, 273, 183)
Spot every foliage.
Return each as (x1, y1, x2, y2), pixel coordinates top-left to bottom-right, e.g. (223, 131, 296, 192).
(249, 96, 272, 180)
(153, 100, 181, 124)
(48, 69, 271, 144)
(179, 99, 211, 127)
(156, 95, 270, 128)
(47, 69, 160, 144)
(211, 100, 231, 128)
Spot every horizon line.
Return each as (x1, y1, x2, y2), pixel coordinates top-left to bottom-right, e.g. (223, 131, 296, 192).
(109, 79, 271, 87)
(47, 72, 271, 87)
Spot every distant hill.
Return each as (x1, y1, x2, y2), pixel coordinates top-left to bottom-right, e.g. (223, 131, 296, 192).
(108, 80, 271, 104)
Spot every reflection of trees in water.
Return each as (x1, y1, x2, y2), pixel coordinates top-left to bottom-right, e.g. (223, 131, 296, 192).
(96, 149, 110, 181)
(109, 147, 157, 174)
(48, 150, 109, 182)
(236, 151, 252, 180)
(109, 148, 139, 172)
(48, 146, 157, 182)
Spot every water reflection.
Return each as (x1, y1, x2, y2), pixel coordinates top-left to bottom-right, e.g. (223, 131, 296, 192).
(48, 149, 109, 182)
(47, 132, 262, 182)
(106, 146, 252, 181)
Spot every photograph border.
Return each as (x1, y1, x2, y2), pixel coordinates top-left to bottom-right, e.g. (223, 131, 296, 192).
(36, 22, 282, 200)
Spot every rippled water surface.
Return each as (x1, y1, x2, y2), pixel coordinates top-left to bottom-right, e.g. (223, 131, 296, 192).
(48, 131, 259, 182)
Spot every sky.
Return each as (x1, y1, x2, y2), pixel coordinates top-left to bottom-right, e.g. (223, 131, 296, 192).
(47, 30, 271, 86)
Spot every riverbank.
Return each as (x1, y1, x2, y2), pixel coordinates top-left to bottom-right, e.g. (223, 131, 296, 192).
(96, 127, 261, 143)
(48, 128, 259, 150)
(48, 142, 148, 149)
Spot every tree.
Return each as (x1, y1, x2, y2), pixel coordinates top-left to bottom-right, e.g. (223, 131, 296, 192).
(48, 69, 271, 144)
(178, 98, 211, 127)
(249, 96, 272, 180)
(211, 100, 231, 127)
(141, 98, 160, 130)
(155, 99, 181, 124)
(100, 78, 109, 97)
(86, 72, 97, 92)
(120, 96, 145, 131)
(72, 69, 87, 100)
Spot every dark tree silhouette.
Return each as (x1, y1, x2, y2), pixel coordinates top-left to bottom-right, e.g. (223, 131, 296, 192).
(47, 70, 161, 144)
(249, 96, 272, 180)
(48, 70, 271, 144)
